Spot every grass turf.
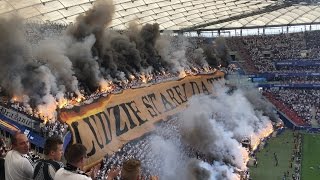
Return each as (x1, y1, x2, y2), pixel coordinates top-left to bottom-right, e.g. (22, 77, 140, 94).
(301, 133, 320, 180)
(250, 129, 295, 180)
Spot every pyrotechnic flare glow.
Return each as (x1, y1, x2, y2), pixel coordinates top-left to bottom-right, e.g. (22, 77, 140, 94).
(250, 122, 273, 151)
(99, 79, 112, 92)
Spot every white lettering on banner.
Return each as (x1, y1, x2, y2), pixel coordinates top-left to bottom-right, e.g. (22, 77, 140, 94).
(0, 105, 40, 131)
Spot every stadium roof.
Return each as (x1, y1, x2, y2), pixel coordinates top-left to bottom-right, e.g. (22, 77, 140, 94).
(1, 0, 320, 31)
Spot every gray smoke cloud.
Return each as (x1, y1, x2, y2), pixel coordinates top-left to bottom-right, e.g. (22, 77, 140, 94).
(227, 76, 279, 122)
(179, 81, 273, 168)
(126, 23, 170, 71)
(67, 1, 173, 80)
(0, 16, 61, 119)
(186, 159, 212, 180)
(66, 0, 115, 90)
(148, 135, 188, 180)
(156, 34, 209, 74)
(143, 80, 273, 180)
(200, 37, 231, 67)
(241, 87, 279, 122)
(65, 34, 104, 91)
(156, 34, 188, 72)
(34, 38, 80, 96)
(189, 48, 209, 68)
(67, 0, 114, 41)
(97, 30, 143, 79)
(64, 0, 219, 81)
(191, 160, 240, 180)
(214, 37, 230, 67)
(180, 102, 248, 169)
(0, 0, 232, 120)
(0, 17, 32, 97)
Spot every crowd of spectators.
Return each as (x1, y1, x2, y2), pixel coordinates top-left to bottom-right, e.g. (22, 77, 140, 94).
(0, 138, 7, 158)
(80, 116, 248, 179)
(97, 118, 181, 179)
(305, 30, 320, 49)
(226, 31, 320, 73)
(270, 76, 320, 84)
(0, 63, 215, 126)
(40, 121, 68, 139)
(0, 99, 69, 139)
(263, 91, 305, 126)
(226, 30, 320, 127)
(264, 89, 320, 125)
(275, 65, 320, 72)
(25, 22, 66, 44)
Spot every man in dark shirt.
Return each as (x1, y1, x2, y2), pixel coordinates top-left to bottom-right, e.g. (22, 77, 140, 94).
(33, 136, 64, 180)
(0, 157, 4, 180)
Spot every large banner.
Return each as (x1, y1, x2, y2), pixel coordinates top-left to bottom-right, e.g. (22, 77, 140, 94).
(60, 72, 224, 170)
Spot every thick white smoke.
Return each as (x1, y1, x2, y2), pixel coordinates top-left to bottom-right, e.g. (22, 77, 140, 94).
(156, 34, 191, 73)
(149, 136, 188, 180)
(144, 80, 273, 180)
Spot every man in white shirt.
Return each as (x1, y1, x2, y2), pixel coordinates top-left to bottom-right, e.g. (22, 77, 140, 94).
(5, 132, 34, 180)
(54, 143, 119, 180)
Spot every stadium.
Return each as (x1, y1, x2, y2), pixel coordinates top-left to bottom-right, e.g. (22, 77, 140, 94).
(0, 0, 320, 180)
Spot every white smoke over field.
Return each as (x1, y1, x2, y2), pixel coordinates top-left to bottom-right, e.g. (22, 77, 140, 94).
(143, 80, 273, 180)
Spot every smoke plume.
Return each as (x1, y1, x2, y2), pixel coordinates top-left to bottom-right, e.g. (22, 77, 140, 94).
(242, 87, 279, 122)
(0, 17, 63, 120)
(34, 38, 80, 96)
(0, 0, 232, 120)
(141, 80, 274, 179)
(67, 0, 114, 41)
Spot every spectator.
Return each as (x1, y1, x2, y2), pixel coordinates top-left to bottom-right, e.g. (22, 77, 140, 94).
(0, 138, 6, 157)
(33, 136, 64, 180)
(120, 159, 159, 180)
(5, 132, 34, 180)
(121, 159, 141, 180)
(54, 143, 119, 180)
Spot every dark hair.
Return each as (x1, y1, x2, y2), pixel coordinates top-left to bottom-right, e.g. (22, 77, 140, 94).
(10, 131, 24, 146)
(44, 136, 63, 155)
(65, 143, 87, 164)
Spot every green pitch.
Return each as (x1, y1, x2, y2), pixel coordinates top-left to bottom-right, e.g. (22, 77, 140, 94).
(301, 133, 320, 180)
(250, 129, 295, 180)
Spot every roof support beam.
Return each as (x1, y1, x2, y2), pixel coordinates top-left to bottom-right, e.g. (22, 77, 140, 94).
(180, 2, 293, 32)
(171, 22, 320, 33)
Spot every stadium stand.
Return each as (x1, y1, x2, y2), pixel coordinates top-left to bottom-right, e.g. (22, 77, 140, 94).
(1, 0, 320, 180)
